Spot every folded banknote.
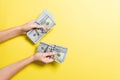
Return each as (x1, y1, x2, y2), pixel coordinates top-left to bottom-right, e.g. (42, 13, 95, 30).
(37, 42, 68, 63)
(27, 10, 56, 43)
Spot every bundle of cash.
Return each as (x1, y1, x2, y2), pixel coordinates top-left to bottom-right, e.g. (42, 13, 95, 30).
(27, 10, 56, 43)
(37, 42, 68, 63)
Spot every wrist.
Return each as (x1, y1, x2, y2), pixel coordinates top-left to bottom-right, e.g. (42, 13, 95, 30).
(32, 53, 42, 62)
(29, 55, 36, 63)
(16, 26, 24, 35)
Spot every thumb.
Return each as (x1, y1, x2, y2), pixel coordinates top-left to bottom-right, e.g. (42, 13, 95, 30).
(45, 52, 55, 56)
(48, 58, 54, 63)
(32, 24, 40, 29)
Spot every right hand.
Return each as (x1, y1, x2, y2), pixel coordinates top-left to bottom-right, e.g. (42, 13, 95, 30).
(33, 53, 55, 64)
(20, 20, 40, 34)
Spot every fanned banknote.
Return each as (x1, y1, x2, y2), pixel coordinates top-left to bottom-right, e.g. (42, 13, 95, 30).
(37, 42, 68, 63)
(27, 10, 56, 43)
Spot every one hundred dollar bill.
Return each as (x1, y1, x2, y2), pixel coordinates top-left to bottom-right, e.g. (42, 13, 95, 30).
(37, 42, 68, 63)
(27, 10, 56, 43)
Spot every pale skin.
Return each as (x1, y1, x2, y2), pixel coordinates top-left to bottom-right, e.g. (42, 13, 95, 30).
(0, 21, 55, 80)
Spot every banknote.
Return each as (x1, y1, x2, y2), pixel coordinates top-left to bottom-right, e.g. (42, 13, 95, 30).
(27, 10, 56, 43)
(37, 42, 68, 63)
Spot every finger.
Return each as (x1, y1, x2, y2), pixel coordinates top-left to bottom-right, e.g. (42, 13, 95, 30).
(45, 52, 55, 56)
(35, 25, 41, 28)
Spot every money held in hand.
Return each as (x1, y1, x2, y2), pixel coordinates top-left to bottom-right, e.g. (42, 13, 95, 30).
(37, 42, 68, 63)
(27, 10, 56, 43)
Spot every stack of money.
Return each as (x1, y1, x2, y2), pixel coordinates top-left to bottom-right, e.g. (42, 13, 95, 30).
(27, 10, 56, 43)
(37, 42, 68, 63)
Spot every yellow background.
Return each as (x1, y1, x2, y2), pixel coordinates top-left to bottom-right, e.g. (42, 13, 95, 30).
(0, 0, 120, 80)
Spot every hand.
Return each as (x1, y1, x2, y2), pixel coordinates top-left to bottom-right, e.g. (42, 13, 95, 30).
(20, 20, 40, 34)
(33, 53, 55, 64)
